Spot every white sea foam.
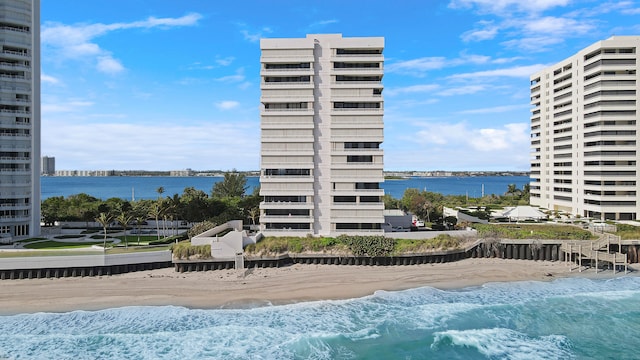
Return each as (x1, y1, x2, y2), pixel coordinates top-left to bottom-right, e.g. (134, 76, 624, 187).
(432, 328, 575, 359)
(1, 277, 639, 359)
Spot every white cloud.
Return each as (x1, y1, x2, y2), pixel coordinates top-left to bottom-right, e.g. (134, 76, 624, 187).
(462, 20, 499, 41)
(458, 104, 529, 114)
(215, 68, 246, 83)
(215, 100, 240, 110)
(41, 118, 260, 171)
(308, 19, 339, 28)
(387, 54, 524, 77)
(385, 84, 440, 96)
(41, 74, 61, 85)
(42, 100, 94, 113)
(42, 13, 202, 74)
(448, 0, 570, 15)
(439, 85, 487, 96)
(520, 16, 594, 36)
(241, 26, 272, 42)
(500, 36, 565, 52)
(384, 119, 530, 170)
(215, 56, 235, 66)
(386, 57, 448, 76)
(469, 123, 529, 151)
(449, 64, 548, 79)
(96, 56, 125, 74)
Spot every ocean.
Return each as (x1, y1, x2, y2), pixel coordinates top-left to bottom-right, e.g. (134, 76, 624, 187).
(1, 276, 639, 359)
(41, 175, 530, 200)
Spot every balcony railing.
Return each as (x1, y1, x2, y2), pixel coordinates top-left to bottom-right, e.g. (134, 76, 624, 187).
(1, 50, 29, 58)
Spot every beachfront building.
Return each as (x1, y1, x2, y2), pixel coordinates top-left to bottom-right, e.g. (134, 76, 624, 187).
(530, 36, 640, 220)
(41, 155, 54, 175)
(259, 34, 385, 236)
(0, 0, 40, 239)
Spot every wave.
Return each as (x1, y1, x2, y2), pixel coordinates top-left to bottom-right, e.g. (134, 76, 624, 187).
(1, 276, 639, 359)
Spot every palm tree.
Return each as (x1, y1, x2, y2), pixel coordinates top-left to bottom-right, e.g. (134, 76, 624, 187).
(149, 201, 163, 241)
(116, 211, 134, 248)
(95, 212, 113, 250)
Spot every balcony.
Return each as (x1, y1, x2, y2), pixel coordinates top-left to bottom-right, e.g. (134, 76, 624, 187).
(260, 201, 314, 209)
(259, 214, 313, 223)
(261, 108, 314, 116)
(0, 49, 29, 59)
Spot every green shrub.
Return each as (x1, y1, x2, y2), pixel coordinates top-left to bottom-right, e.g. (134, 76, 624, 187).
(337, 234, 395, 257)
(473, 223, 595, 240)
(393, 235, 463, 254)
(615, 223, 640, 240)
(170, 240, 211, 259)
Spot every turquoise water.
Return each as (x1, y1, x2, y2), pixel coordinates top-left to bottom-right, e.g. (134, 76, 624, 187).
(1, 276, 639, 359)
(41, 175, 530, 200)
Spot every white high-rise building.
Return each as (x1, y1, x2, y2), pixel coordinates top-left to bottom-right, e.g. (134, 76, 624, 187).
(530, 36, 639, 221)
(259, 34, 385, 236)
(0, 0, 40, 238)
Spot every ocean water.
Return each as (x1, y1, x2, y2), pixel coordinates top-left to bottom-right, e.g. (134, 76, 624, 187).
(41, 175, 530, 200)
(1, 276, 639, 359)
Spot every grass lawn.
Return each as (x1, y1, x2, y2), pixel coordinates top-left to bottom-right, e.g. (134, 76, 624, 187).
(0, 250, 101, 258)
(23, 240, 112, 249)
(116, 235, 159, 245)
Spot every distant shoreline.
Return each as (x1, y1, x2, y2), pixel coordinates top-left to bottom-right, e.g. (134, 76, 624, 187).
(46, 170, 530, 178)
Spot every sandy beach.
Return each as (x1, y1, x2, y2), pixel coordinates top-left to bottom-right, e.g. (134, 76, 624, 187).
(0, 258, 629, 315)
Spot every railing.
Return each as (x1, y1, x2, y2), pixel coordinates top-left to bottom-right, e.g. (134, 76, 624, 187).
(0, 62, 28, 69)
(1, 50, 29, 58)
(0, 26, 29, 34)
(0, 133, 29, 137)
(0, 109, 29, 114)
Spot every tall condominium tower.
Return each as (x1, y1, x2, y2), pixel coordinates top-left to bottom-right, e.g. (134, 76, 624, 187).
(0, 0, 40, 239)
(259, 34, 385, 236)
(530, 36, 639, 221)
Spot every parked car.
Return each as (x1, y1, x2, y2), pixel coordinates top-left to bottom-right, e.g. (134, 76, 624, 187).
(412, 220, 425, 228)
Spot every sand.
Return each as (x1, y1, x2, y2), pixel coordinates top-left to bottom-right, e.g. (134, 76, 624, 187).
(0, 258, 629, 315)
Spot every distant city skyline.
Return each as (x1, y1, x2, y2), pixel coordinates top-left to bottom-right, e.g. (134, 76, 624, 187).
(41, 0, 640, 171)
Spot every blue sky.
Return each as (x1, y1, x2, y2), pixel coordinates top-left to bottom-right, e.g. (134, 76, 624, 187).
(41, 0, 640, 172)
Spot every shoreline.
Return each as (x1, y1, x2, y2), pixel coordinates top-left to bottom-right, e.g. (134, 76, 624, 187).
(0, 258, 632, 315)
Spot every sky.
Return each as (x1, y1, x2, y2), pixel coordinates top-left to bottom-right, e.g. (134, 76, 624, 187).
(40, 0, 640, 172)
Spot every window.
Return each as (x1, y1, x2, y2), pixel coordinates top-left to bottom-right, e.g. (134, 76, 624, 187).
(344, 142, 380, 149)
(264, 169, 310, 176)
(347, 155, 373, 163)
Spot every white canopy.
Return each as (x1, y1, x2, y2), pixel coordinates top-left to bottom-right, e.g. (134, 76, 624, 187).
(500, 206, 546, 221)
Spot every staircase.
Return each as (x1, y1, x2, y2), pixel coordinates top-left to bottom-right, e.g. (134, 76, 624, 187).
(561, 232, 628, 273)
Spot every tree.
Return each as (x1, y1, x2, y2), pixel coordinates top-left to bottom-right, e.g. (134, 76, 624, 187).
(116, 210, 134, 248)
(132, 201, 149, 245)
(165, 194, 181, 236)
(41, 196, 66, 226)
(95, 212, 113, 249)
(180, 187, 210, 223)
(149, 201, 163, 241)
(212, 171, 248, 199)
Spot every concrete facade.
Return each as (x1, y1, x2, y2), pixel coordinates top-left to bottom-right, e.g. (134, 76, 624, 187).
(259, 34, 385, 236)
(0, 0, 40, 238)
(41, 155, 54, 175)
(530, 36, 640, 220)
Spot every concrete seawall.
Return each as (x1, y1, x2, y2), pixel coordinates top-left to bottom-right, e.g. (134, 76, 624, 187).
(0, 251, 172, 280)
(2, 240, 638, 279)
